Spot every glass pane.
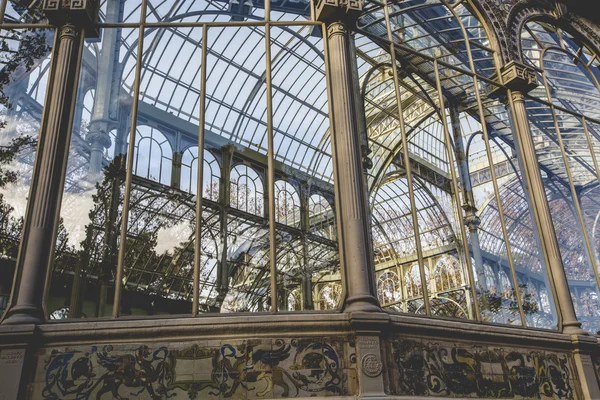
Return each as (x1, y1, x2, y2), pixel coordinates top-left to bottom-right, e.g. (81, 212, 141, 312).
(47, 28, 138, 319)
(269, 26, 338, 311)
(114, 26, 205, 316)
(521, 20, 600, 333)
(97, 0, 140, 23)
(526, 98, 600, 333)
(205, 25, 271, 312)
(146, 0, 266, 23)
(0, 28, 53, 318)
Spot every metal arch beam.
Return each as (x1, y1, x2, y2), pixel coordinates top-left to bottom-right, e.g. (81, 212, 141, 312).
(390, 150, 453, 192)
(367, 108, 438, 192)
(371, 171, 457, 247)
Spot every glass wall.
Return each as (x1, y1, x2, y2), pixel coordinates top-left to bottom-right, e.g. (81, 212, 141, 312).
(42, 0, 337, 318)
(355, 0, 559, 328)
(522, 21, 600, 333)
(4, 0, 600, 332)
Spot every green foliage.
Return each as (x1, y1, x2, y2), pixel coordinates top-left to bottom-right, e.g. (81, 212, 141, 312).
(0, 29, 51, 126)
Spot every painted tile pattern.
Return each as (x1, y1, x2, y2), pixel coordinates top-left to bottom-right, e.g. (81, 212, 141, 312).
(388, 338, 582, 399)
(29, 337, 357, 399)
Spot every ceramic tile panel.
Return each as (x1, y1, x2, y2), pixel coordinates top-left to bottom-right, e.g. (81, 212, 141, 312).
(28, 336, 356, 399)
(388, 337, 581, 399)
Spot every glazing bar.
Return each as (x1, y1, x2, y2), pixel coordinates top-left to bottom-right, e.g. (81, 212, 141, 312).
(265, 0, 278, 312)
(193, 24, 209, 316)
(383, 0, 430, 316)
(112, 0, 148, 318)
(433, 59, 481, 322)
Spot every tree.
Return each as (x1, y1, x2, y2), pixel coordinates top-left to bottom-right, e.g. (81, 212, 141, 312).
(0, 28, 52, 256)
(0, 27, 54, 317)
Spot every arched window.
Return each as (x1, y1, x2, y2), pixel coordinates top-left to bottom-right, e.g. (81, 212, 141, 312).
(316, 283, 341, 311)
(106, 129, 119, 160)
(26, 55, 52, 104)
(484, 264, 497, 294)
(498, 270, 512, 299)
(181, 147, 220, 201)
(287, 289, 301, 311)
(80, 89, 94, 132)
(275, 180, 300, 227)
(133, 125, 172, 185)
(540, 288, 551, 314)
(371, 179, 454, 258)
(230, 164, 263, 216)
(523, 280, 540, 311)
(433, 255, 463, 292)
(308, 193, 336, 239)
(378, 270, 401, 306)
(405, 264, 428, 298)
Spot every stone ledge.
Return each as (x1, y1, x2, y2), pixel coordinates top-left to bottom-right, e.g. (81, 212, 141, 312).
(0, 311, 585, 352)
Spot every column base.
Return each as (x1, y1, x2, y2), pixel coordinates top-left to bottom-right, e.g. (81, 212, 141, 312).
(1, 305, 44, 325)
(344, 294, 381, 313)
(562, 321, 588, 335)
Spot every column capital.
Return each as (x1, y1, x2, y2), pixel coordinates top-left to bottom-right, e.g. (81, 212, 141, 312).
(463, 210, 480, 231)
(327, 21, 348, 37)
(500, 61, 538, 92)
(34, 0, 100, 38)
(314, 0, 363, 24)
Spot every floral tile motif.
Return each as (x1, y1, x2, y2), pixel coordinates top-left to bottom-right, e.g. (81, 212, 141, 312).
(31, 336, 356, 399)
(389, 338, 581, 399)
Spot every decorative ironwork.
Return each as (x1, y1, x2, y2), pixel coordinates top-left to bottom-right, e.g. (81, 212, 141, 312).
(315, 0, 363, 23)
(40, 0, 100, 38)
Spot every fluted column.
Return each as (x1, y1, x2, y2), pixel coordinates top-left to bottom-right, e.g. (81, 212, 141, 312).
(501, 61, 584, 335)
(321, 13, 379, 312)
(2, 24, 83, 325)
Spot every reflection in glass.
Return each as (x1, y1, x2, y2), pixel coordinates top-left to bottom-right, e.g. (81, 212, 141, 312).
(47, 28, 138, 319)
(0, 28, 53, 317)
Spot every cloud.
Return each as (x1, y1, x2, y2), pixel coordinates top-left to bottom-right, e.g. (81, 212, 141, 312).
(155, 221, 193, 254)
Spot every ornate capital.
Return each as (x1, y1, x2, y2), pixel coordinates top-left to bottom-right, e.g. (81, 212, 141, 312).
(314, 0, 363, 24)
(463, 213, 480, 231)
(58, 23, 79, 40)
(86, 131, 112, 149)
(489, 60, 538, 99)
(462, 202, 480, 231)
(327, 21, 347, 37)
(492, 60, 538, 94)
(500, 61, 538, 91)
(39, 0, 100, 38)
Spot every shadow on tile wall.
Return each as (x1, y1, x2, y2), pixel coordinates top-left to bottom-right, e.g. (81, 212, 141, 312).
(29, 336, 357, 399)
